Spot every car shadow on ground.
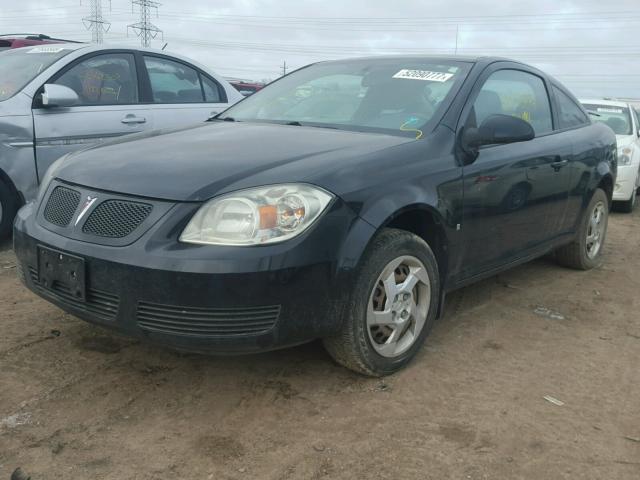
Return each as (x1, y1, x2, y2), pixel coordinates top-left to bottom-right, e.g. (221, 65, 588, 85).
(0, 239, 11, 253)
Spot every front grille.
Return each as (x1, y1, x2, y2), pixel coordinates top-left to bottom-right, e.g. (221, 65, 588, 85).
(43, 186, 81, 227)
(28, 267, 119, 322)
(82, 200, 152, 238)
(137, 301, 280, 337)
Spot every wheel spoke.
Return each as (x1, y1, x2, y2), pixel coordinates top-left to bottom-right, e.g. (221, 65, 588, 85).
(367, 308, 394, 327)
(382, 270, 399, 303)
(400, 266, 428, 292)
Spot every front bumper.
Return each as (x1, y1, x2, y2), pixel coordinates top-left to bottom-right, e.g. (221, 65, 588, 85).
(612, 164, 640, 201)
(14, 197, 374, 354)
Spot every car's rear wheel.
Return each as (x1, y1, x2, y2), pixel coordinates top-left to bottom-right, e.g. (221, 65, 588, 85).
(555, 188, 609, 270)
(323, 228, 440, 376)
(0, 179, 18, 241)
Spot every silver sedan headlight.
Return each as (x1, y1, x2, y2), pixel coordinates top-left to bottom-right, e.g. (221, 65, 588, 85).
(180, 184, 334, 246)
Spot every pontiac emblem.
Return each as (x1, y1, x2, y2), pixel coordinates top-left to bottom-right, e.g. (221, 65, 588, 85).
(75, 195, 98, 226)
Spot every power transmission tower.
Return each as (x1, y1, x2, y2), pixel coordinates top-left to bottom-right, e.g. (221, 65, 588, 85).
(82, 0, 111, 44)
(128, 0, 163, 48)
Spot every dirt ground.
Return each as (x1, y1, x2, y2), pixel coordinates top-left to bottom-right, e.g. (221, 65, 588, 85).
(0, 210, 638, 480)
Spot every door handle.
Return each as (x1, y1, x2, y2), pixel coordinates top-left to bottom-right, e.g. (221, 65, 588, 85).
(121, 114, 146, 124)
(551, 159, 569, 171)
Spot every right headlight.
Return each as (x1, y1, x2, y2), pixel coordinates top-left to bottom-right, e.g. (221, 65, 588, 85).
(619, 146, 633, 165)
(180, 183, 334, 246)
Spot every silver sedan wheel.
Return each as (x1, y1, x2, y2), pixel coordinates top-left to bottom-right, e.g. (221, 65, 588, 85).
(367, 255, 430, 358)
(586, 201, 606, 259)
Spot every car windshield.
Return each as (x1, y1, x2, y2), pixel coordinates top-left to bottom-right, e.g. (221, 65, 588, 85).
(220, 59, 470, 137)
(0, 45, 75, 101)
(582, 103, 632, 135)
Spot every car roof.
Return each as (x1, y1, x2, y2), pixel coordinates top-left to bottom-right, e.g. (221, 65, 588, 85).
(322, 54, 514, 65)
(579, 98, 631, 109)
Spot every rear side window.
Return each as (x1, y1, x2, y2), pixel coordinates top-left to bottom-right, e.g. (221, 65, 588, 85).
(471, 69, 553, 136)
(554, 87, 589, 129)
(201, 75, 223, 103)
(54, 53, 138, 105)
(145, 56, 213, 103)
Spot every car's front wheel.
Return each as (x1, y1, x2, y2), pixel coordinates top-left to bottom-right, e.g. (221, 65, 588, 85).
(555, 188, 609, 270)
(0, 179, 18, 241)
(323, 229, 440, 376)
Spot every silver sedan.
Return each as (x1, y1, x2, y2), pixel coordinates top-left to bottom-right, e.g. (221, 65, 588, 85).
(0, 43, 243, 238)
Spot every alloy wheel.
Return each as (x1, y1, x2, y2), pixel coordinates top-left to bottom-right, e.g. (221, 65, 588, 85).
(585, 201, 606, 259)
(367, 255, 430, 358)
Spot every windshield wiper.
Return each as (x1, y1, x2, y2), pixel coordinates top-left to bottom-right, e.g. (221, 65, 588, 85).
(285, 121, 303, 126)
(208, 115, 237, 122)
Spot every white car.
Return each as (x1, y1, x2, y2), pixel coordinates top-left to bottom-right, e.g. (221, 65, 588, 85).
(580, 99, 640, 212)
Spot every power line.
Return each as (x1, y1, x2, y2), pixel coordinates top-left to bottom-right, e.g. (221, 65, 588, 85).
(127, 0, 163, 48)
(82, 0, 111, 44)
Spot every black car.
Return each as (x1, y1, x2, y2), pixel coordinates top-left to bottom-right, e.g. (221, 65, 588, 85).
(13, 56, 616, 376)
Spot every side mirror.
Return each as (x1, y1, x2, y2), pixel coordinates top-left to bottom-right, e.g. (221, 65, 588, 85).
(462, 114, 535, 155)
(41, 84, 79, 108)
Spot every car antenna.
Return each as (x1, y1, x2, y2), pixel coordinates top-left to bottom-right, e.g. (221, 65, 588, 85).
(161, 42, 168, 50)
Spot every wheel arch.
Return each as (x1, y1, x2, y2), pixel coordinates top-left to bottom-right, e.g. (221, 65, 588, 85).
(0, 167, 24, 206)
(597, 173, 613, 207)
(377, 204, 450, 286)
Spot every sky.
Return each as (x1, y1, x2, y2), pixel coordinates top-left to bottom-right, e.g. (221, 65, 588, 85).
(2, 0, 639, 98)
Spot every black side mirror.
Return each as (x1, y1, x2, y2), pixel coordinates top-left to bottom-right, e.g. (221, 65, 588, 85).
(461, 114, 535, 159)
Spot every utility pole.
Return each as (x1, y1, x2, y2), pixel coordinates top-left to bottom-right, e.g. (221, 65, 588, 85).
(128, 0, 163, 48)
(454, 24, 459, 55)
(281, 61, 287, 77)
(82, 0, 111, 44)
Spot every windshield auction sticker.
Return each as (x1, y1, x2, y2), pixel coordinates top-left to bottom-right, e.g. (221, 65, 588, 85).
(27, 46, 68, 54)
(596, 107, 624, 114)
(393, 69, 455, 82)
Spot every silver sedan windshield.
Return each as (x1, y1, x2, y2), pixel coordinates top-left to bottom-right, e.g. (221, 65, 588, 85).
(0, 46, 75, 101)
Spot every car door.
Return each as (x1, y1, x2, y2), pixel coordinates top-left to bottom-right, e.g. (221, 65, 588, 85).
(458, 66, 573, 277)
(138, 54, 230, 130)
(32, 51, 152, 181)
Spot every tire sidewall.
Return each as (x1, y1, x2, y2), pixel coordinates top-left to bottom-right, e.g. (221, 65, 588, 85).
(349, 229, 440, 375)
(0, 180, 18, 240)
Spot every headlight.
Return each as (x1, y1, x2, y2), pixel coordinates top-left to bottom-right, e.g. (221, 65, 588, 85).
(180, 184, 334, 246)
(619, 147, 633, 165)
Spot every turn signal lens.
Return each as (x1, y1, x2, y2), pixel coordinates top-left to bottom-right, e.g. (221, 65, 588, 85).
(619, 147, 633, 165)
(180, 184, 333, 246)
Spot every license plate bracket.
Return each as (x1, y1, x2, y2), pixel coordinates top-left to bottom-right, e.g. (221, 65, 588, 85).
(37, 246, 86, 301)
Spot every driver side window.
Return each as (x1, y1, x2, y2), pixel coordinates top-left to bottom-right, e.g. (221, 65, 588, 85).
(54, 53, 138, 106)
(470, 69, 553, 136)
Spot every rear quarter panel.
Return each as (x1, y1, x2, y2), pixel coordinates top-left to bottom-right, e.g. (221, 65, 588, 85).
(569, 122, 617, 225)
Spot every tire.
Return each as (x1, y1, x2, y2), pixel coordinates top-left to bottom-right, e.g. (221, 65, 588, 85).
(0, 178, 19, 241)
(555, 188, 609, 270)
(323, 228, 440, 376)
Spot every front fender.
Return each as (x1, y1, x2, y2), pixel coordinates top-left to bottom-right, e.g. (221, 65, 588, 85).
(0, 111, 38, 204)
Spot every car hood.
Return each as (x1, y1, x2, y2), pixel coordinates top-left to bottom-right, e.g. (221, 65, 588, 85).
(55, 121, 415, 201)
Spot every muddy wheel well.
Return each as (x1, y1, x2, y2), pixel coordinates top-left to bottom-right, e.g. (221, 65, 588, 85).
(598, 175, 613, 206)
(385, 208, 448, 283)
